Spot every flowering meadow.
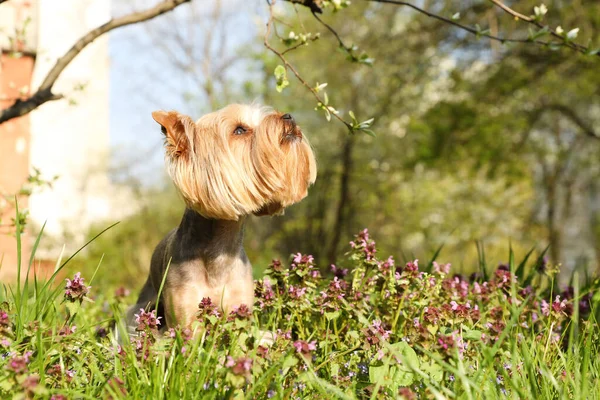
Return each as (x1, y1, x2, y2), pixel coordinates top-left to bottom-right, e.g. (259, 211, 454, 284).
(1, 229, 599, 399)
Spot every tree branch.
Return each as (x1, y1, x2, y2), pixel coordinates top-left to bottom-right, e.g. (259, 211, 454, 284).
(543, 103, 600, 140)
(368, 0, 531, 44)
(286, 0, 599, 58)
(0, 0, 191, 125)
(488, 0, 598, 58)
(264, 1, 353, 130)
(487, 0, 531, 21)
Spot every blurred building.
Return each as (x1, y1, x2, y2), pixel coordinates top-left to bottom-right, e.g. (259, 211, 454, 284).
(0, 0, 116, 281)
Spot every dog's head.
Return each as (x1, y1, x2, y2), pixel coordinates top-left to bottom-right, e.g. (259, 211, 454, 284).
(151, 104, 317, 220)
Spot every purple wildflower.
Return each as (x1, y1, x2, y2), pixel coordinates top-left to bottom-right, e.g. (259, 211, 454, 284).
(378, 256, 395, 273)
(134, 308, 162, 331)
(398, 387, 416, 400)
(6, 351, 32, 374)
(292, 253, 314, 265)
(403, 259, 420, 277)
(288, 285, 308, 299)
(364, 319, 391, 348)
(228, 304, 252, 321)
(226, 356, 253, 376)
(293, 340, 317, 356)
(197, 297, 221, 321)
(330, 264, 348, 278)
(551, 295, 567, 314)
(433, 261, 451, 274)
(59, 325, 76, 336)
(540, 300, 550, 317)
(0, 308, 10, 328)
(114, 286, 130, 298)
(21, 374, 40, 394)
(275, 329, 292, 341)
(64, 272, 91, 302)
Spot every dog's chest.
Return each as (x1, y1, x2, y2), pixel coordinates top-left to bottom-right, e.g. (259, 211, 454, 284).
(170, 256, 254, 314)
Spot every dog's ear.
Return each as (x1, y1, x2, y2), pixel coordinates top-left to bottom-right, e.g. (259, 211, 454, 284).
(151, 110, 194, 158)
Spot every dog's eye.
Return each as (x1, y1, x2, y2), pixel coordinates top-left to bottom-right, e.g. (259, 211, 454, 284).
(233, 126, 247, 135)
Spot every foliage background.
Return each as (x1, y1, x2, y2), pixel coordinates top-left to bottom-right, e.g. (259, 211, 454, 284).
(67, 0, 600, 290)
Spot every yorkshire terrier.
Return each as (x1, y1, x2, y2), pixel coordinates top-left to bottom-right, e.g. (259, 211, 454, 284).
(127, 104, 316, 331)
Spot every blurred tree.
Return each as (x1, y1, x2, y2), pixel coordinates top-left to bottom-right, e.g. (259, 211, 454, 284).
(255, 0, 599, 274)
(72, 0, 599, 288)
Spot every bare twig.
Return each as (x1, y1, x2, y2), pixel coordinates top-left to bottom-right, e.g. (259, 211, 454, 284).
(281, 32, 321, 55)
(367, 0, 552, 46)
(310, 11, 353, 53)
(488, 0, 532, 21)
(288, 0, 599, 58)
(0, 0, 191, 125)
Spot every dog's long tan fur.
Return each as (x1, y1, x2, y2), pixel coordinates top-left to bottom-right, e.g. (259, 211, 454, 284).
(127, 104, 316, 331)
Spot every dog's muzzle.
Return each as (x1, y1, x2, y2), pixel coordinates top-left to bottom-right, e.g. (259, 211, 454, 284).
(281, 113, 302, 142)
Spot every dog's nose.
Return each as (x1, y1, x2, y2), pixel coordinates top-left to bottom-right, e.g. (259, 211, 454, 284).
(282, 113, 294, 122)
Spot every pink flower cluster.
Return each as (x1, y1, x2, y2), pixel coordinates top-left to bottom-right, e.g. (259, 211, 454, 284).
(64, 272, 91, 302)
(197, 297, 221, 321)
(6, 351, 32, 374)
(364, 319, 391, 348)
(255, 279, 276, 309)
(541, 295, 568, 317)
(226, 356, 253, 376)
(134, 309, 162, 331)
(228, 304, 252, 321)
(349, 229, 377, 261)
(293, 340, 317, 360)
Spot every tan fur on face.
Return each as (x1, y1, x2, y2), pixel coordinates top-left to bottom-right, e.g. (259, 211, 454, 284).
(152, 104, 317, 220)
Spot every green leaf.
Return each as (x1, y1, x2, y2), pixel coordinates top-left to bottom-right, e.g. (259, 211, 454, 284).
(65, 301, 81, 317)
(392, 365, 415, 387)
(369, 362, 391, 385)
(282, 355, 298, 372)
(361, 129, 376, 137)
(274, 65, 285, 78)
(0, 379, 12, 392)
(274, 65, 289, 93)
(325, 310, 341, 320)
(586, 48, 600, 56)
(390, 342, 419, 369)
(528, 26, 549, 41)
(330, 362, 340, 377)
(421, 361, 444, 381)
(348, 110, 357, 123)
(389, 342, 418, 386)
(463, 329, 483, 341)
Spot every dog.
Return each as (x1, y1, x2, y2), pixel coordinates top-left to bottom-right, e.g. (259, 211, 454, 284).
(126, 104, 316, 332)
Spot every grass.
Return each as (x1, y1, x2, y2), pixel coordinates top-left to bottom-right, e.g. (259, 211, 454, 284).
(1, 223, 600, 399)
